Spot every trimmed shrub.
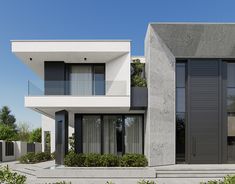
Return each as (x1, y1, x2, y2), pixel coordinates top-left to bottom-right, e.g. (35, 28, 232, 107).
(64, 153, 148, 167)
(138, 180, 156, 184)
(84, 153, 101, 167)
(99, 154, 119, 167)
(19, 152, 52, 164)
(64, 152, 85, 167)
(120, 154, 148, 167)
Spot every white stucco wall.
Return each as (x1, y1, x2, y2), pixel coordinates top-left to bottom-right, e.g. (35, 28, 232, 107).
(15, 141, 27, 159)
(106, 53, 131, 96)
(42, 115, 74, 153)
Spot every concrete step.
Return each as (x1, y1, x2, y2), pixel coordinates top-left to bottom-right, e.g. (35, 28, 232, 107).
(155, 165, 235, 178)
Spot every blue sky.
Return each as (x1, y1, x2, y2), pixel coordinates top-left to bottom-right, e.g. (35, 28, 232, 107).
(0, 0, 234, 128)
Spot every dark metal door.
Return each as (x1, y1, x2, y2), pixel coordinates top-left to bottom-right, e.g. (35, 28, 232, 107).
(188, 59, 220, 164)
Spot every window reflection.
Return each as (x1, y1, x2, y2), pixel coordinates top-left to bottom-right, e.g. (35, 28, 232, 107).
(227, 63, 235, 162)
(176, 62, 186, 163)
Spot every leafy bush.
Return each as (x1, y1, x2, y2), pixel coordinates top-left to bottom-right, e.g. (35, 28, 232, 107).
(131, 60, 147, 87)
(64, 153, 148, 167)
(84, 153, 101, 167)
(29, 128, 42, 143)
(200, 175, 235, 184)
(19, 152, 52, 164)
(138, 180, 156, 184)
(64, 152, 85, 167)
(0, 124, 17, 141)
(99, 154, 119, 167)
(51, 151, 56, 160)
(120, 154, 148, 167)
(0, 165, 26, 184)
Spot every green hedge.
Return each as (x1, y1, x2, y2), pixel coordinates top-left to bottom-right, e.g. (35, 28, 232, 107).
(64, 152, 148, 167)
(200, 175, 235, 184)
(19, 152, 53, 164)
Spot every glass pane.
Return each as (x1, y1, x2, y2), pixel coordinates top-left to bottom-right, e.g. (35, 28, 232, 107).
(228, 114, 235, 162)
(70, 66, 92, 95)
(176, 113, 185, 163)
(227, 88, 235, 112)
(82, 115, 101, 153)
(176, 88, 185, 113)
(176, 63, 185, 88)
(94, 65, 105, 95)
(125, 115, 143, 154)
(103, 115, 123, 155)
(227, 63, 235, 87)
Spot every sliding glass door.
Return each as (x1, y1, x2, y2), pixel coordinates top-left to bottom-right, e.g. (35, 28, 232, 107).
(82, 115, 101, 153)
(78, 114, 144, 155)
(70, 64, 105, 96)
(125, 115, 143, 154)
(103, 115, 123, 155)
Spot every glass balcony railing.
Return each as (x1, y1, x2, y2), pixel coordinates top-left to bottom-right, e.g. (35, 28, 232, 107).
(27, 80, 127, 96)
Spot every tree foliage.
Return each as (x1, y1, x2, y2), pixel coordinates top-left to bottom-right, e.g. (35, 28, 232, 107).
(0, 124, 17, 141)
(0, 106, 16, 129)
(16, 122, 30, 142)
(29, 128, 42, 143)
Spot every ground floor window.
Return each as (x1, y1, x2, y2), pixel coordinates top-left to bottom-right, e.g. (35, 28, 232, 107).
(78, 114, 144, 155)
(82, 115, 101, 153)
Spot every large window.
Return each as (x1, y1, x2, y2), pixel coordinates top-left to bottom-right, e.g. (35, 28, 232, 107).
(103, 115, 123, 155)
(82, 115, 101, 153)
(80, 114, 144, 155)
(70, 64, 105, 96)
(125, 116, 143, 154)
(176, 62, 186, 163)
(227, 63, 235, 162)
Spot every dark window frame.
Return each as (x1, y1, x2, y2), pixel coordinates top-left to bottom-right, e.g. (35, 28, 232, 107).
(75, 113, 144, 155)
(68, 63, 105, 95)
(176, 60, 187, 163)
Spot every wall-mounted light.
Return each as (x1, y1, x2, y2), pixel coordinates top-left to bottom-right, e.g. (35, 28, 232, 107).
(29, 58, 32, 61)
(84, 57, 87, 61)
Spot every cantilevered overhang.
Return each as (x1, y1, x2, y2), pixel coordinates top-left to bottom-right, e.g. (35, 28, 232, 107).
(25, 96, 135, 118)
(11, 40, 131, 78)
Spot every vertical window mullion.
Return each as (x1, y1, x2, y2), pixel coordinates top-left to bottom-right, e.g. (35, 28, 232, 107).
(101, 115, 104, 154)
(122, 115, 125, 155)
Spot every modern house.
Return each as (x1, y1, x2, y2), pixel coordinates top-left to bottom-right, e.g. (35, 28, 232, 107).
(11, 23, 235, 166)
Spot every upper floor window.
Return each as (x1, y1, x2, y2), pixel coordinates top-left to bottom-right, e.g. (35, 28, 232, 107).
(70, 64, 105, 96)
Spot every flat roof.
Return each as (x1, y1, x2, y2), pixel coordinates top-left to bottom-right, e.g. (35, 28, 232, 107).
(11, 39, 131, 42)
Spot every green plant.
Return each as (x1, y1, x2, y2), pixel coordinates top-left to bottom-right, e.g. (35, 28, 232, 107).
(45, 181, 71, 184)
(64, 153, 148, 167)
(64, 151, 85, 167)
(69, 133, 75, 151)
(99, 154, 119, 167)
(105, 181, 115, 184)
(51, 151, 56, 160)
(138, 180, 156, 184)
(19, 152, 52, 164)
(131, 60, 147, 87)
(84, 153, 101, 167)
(16, 122, 30, 142)
(0, 165, 26, 184)
(200, 175, 235, 184)
(0, 124, 17, 141)
(120, 154, 148, 167)
(29, 127, 42, 143)
(0, 106, 17, 129)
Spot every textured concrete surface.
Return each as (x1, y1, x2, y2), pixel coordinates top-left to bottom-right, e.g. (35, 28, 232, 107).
(151, 23, 235, 58)
(145, 24, 176, 166)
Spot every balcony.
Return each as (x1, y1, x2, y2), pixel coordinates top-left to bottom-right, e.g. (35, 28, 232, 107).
(25, 80, 130, 117)
(28, 80, 127, 96)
